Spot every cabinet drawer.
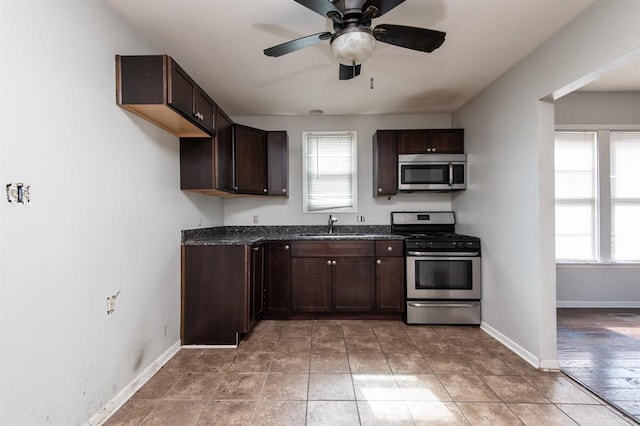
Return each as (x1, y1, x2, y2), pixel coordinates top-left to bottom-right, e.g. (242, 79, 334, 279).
(291, 241, 374, 257)
(375, 240, 404, 257)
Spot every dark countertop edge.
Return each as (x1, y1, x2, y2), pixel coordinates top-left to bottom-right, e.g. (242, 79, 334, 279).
(182, 225, 404, 246)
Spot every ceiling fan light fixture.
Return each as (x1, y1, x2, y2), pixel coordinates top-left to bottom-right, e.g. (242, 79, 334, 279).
(330, 27, 376, 65)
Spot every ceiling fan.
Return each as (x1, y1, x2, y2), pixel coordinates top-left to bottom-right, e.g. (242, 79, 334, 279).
(263, 0, 446, 80)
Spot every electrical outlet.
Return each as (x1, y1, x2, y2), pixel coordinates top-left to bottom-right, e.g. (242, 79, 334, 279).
(253, 215, 259, 224)
(357, 215, 365, 223)
(107, 290, 121, 315)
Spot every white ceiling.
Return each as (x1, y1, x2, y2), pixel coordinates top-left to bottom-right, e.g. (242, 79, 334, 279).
(104, 0, 626, 117)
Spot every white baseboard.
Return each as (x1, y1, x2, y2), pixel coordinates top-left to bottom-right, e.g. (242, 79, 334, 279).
(480, 321, 560, 371)
(85, 340, 181, 426)
(557, 301, 640, 308)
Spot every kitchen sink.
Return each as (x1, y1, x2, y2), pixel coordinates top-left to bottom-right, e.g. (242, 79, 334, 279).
(294, 233, 378, 239)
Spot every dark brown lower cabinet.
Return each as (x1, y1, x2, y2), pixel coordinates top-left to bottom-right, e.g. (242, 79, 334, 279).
(375, 240, 405, 313)
(290, 241, 375, 313)
(265, 242, 291, 317)
(181, 244, 264, 345)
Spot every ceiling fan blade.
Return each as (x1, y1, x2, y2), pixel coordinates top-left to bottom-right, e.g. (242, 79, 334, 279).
(339, 63, 362, 80)
(373, 24, 445, 53)
(363, 0, 405, 17)
(264, 32, 332, 57)
(294, 0, 342, 17)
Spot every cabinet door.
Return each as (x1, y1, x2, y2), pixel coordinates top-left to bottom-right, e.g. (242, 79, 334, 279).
(291, 258, 332, 312)
(168, 58, 196, 119)
(375, 257, 405, 312)
(215, 109, 234, 192)
(267, 131, 289, 196)
(397, 130, 430, 154)
(182, 245, 247, 345)
(265, 242, 291, 317)
(235, 124, 267, 195)
(373, 130, 398, 196)
(250, 245, 265, 325)
(333, 257, 375, 312)
(195, 90, 216, 134)
(430, 129, 464, 153)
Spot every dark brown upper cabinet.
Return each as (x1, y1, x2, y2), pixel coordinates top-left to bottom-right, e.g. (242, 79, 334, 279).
(116, 55, 215, 137)
(397, 129, 464, 154)
(267, 131, 289, 196)
(373, 130, 398, 196)
(234, 124, 268, 195)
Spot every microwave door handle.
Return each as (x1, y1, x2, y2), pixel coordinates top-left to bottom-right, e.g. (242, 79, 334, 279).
(449, 162, 453, 186)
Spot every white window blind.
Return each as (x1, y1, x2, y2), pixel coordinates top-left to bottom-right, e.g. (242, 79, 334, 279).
(610, 131, 640, 261)
(302, 131, 357, 213)
(554, 132, 598, 262)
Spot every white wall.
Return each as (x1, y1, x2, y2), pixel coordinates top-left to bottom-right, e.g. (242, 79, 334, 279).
(225, 114, 454, 226)
(452, 0, 640, 368)
(0, 1, 223, 424)
(555, 91, 640, 307)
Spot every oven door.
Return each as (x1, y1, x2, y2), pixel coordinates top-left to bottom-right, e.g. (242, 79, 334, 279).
(406, 253, 481, 299)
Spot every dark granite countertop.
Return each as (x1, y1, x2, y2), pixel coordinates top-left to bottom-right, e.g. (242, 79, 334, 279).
(182, 225, 404, 246)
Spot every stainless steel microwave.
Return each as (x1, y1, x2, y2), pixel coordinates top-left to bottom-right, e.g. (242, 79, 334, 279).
(398, 154, 466, 191)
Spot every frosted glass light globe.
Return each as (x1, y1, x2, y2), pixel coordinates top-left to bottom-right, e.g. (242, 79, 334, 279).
(330, 28, 376, 65)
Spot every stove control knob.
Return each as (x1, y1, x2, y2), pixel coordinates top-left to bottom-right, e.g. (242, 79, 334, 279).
(466, 242, 474, 249)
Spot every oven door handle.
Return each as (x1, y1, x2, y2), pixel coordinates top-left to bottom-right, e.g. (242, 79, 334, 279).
(449, 162, 454, 186)
(408, 302, 480, 308)
(407, 251, 480, 257)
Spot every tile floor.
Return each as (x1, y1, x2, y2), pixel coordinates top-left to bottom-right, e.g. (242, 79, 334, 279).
(105, 320, 635, 425)
(557, 308, 640, 423)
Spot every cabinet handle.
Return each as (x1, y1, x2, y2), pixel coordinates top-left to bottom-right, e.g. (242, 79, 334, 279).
(284, 245, 290, 250)
(432, 147, 436, 152)
(282, 188, 287, 193)
(327, 260, 332, 265)
(263, 188, 267, 193)
(376, 259, 382, 265)
(252, 247, 259, 251)
(332, 260, 337, 265)
(387, 246, 393, 252)
(378, 187, 383, 193)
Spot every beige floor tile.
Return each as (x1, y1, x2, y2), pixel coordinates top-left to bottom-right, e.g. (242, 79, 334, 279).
(250, 400, 307, 425)
(195, 400, 257, 425)
(507, 402, 578, 426)
(482, 375, 549, 403)
(438, 374, 500, 402)
(372, 325, 408, 338)
(345, 336, 383, 353)
(310, 352, 351, 373)
(406, 401, 468, 425)
(279, 323, 313, 337)
(523, 374, 600, 404)
(457, 402, 523, 425)
(311, 336, 347, 353)
(349, 352, 392, 374)
(423, 354, 474, 375)
(140, 400, 206, 426)
(394, 374, 451, 401)
(268, 352, 310, 373)
(228, 352, 273, 373)
(463, 355, 517, 375)
(163, 372, 222, 400)
(131, 372, 182, 400)
(187, 352, 236, 373)
(308, 373, 355, 400)
(103, 399, 158, 426)
(212, 373, 266, 400)
(276, 336, 311, 353)
(306, 401, 360, 426)
(160, 349, 203, 373)
(415, 338, 452, 354)
(386, 353, 432, 374)
(353, 374, 403, 401)
(556, 403, 634, 425)
(377, 337, 420, 354)
(342, 324, 377, 338)
(357, 400, 413, 425)
(261, 373, 309, 400)
(312, 323, 344, 338)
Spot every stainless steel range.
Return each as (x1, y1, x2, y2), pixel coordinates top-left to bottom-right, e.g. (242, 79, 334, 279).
(391, 211, 481, 325)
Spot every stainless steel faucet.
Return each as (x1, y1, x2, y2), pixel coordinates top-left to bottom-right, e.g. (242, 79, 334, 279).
(328, 214, 338, 234)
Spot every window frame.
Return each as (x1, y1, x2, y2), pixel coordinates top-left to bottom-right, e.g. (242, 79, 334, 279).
(555, 126, 640, 264)
(301, 130, 358, 214)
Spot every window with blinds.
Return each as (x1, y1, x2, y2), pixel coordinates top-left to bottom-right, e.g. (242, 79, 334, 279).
(554, 132, 598, 262)
(610, 131, 640, 261)
(302, 131, 357, 213)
